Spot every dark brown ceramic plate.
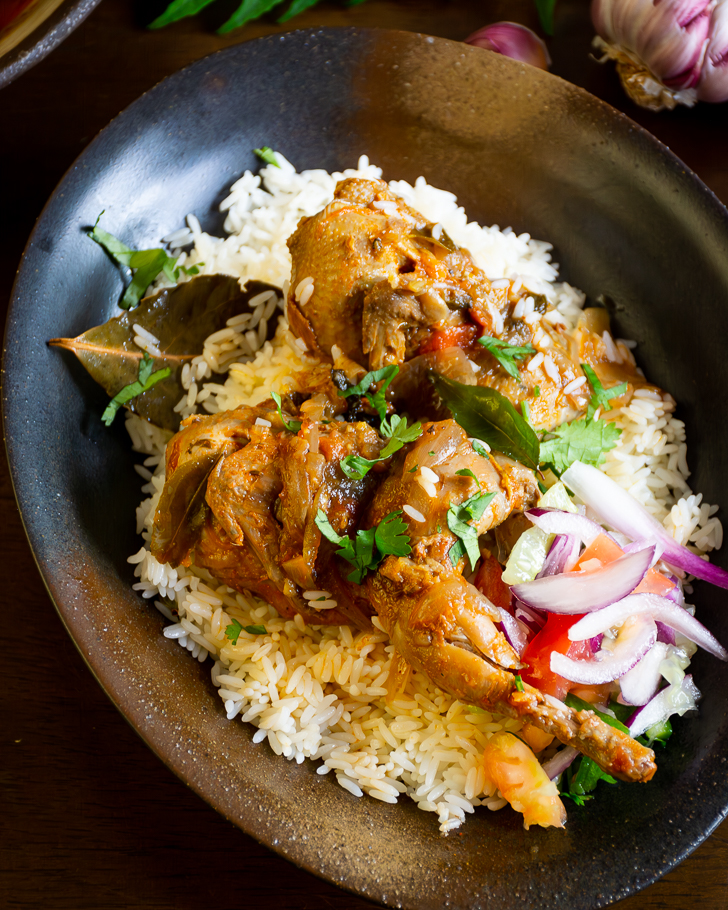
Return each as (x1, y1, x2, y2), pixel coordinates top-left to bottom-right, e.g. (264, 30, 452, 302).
(0, 0, 102, 89)
(4, 28, 728, 910)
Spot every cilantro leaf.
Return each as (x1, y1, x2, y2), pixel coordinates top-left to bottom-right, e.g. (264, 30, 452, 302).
(582, 363, 628, 419)
(338, 365, 398, 422)
(254, 147, 281, 167)
(539, 417, 622, 475)
(101, 353, 171, 426)
(314, 508, 410, 584)
(471, 440, 491, 459)
(560, 791, 593, 806)
(271, 390, 302, 433)
(514, 674, 524, 692)
(374, 511, 411, 558)
(455, 468, 481, 490)
(446, 490, 496, 572)
(477, 335, 536, 380)
(224, 619, 267, 644)
(569, 756, 617, 795)
(88, 214, 178, 310)
(340, 416, 422, 480)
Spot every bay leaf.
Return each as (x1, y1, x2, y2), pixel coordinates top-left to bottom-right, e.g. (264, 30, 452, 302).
(429, 372, 540, 471)
(150, 450, 222, 566)
(49, 275, 280, 430)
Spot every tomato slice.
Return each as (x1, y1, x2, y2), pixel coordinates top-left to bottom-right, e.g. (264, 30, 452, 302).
(520, 613, 591, 700)
(473, 552, 512, 610)
(575, 533, 675, 597)
(417, 323, 478, 354)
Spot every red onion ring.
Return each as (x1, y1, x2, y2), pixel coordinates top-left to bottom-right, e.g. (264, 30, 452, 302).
(551, 616, 657, 685)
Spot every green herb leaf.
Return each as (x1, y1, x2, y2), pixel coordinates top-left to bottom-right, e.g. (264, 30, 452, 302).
(569, 756, 617, 795)
(471, 440, 491, 459)
(254, 147, 281, 167)
(447, 490, 496, 572)
(581, 363, 628, 419)
(477, 335, 536, 380)
(271, 390, 302, 433)
(101, 353, 171, 426)
(218, 0, 287, 33)
(560, 791, 593, 806)
(149, 0, 218, 27)
(87, 214, 178, 310)
(49, 276, 277, 430)
(340, 416, 422, 479)
(277, 0, 320, 21)
(338, 364, 398, 422)
(225, 619, 267, 644)
(455, 467, 481, 490)
(534, 0, 557, 35)
(374, 511, 411, 558)
(314, 508, 410, 584)
(430, 373, 540, 471)
(514, 674, 524, 692)
(539, 417, 622, 475)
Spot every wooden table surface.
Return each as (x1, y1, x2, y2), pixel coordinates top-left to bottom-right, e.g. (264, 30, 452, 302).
(2, 1, 728, 908)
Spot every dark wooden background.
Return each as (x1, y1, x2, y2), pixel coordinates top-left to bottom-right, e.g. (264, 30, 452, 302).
(2, 1, 727, 908)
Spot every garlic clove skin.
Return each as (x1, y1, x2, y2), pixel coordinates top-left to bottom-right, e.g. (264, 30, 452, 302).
(465, 22, 551, 71)
(698, 1, 728, 101)
(591, 0, 728, 109)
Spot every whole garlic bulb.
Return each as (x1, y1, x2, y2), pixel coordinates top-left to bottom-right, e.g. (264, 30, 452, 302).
(592, 0, 728, 110)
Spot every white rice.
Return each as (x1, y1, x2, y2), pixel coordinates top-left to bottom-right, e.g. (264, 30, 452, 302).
(129, 155, 722, 832)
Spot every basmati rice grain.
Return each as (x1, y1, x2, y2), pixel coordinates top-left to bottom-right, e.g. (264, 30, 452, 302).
(403, 505, 426, 523)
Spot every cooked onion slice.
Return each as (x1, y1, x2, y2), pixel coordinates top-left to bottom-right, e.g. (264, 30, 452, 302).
(551, 615, 656, 685)
(562, 461, 728, 589)
(526, 507, 605, 546)
(511, 547, 655, 614)
(628, 675, 701, 738)
(619, 642, 669, 706)
(567, 593, 728, 661)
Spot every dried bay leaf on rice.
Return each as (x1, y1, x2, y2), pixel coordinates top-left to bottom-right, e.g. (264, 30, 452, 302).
(49, 276, 280, 430)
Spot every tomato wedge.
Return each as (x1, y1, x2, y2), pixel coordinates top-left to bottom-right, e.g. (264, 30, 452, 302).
(520, 613, 591, 700)
(473, 552, 512, 610)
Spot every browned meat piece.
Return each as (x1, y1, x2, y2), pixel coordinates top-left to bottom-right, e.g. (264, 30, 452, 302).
(287, 177, 498, 368)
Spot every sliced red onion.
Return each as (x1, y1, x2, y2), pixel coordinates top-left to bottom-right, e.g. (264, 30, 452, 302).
(511, 546, 655, 614)
(541, 746, 579, 781)
(628, 675, 701, 738)
(498, 607, 528, 656)
(562, 461, 728, 589)
(622, 540, 664, 568)
(551, 616, 656, 685)
(589, 634, 604, 652)
(662, 575, 684, 606)
(526, 508, 606, 547)
(656, 621, 677, 645)
(535, 533, 581, 578)
(514, 605, 545, 634)
(567, 592, 728, 661)
(619, 642, 669, 706)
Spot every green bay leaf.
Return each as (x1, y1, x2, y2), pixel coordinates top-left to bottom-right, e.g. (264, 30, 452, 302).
(429, 372, 540, 471)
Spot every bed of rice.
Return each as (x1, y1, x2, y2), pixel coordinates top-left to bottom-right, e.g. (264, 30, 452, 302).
(125, 155, 722, 833)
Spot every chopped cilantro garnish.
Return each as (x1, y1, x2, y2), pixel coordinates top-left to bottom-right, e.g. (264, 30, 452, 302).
(428, 451, 435, 457)
(338, 364, 398, 422)
(339, 416, 422, 480)
(315, 508, 410, 584)
(539, 416, 622, 475)
(408, 464, 419, 474)
(271, 390, 302, 433)
(225, 619, 266, 644)
(582, 363, 628, 418)
(455, 467, 481, 490)
(88, 213, 178, 310)
(173, 262, 205, 280)
(471, 440, 490, 459)
(514, 674, 524, 692)
(101, 352, 171, 426)
(522, 401, 531, 423)
(477, 335, 536, 380)
(533, 385, 540, 397)
(447, 489, 496, 572)
(254, 147, 280, 167)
